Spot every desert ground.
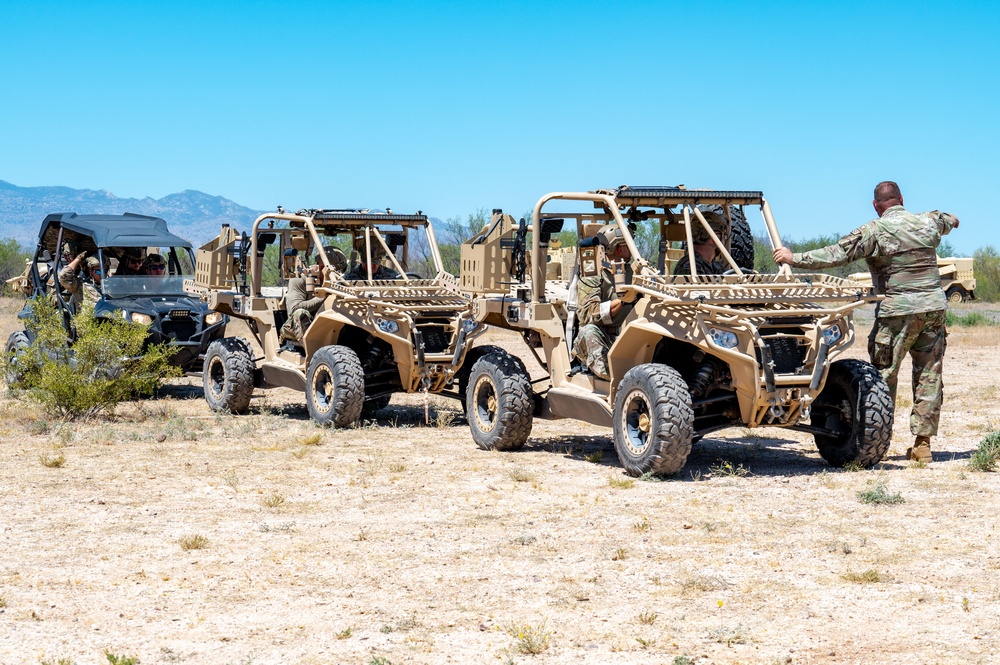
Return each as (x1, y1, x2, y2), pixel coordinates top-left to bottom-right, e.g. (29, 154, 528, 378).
(1, 296, 999, 665)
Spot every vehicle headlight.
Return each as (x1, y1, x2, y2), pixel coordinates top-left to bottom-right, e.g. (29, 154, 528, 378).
(461, 318, 480, 334)
(708, 327, 739, 349)
(374, 317, 399, 334)
(205, 312, 223, 326)
(822, 324, 843, 345)
(130, 312, 153, 325)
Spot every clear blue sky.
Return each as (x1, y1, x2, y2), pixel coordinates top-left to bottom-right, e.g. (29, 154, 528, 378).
(2, 0, 997, 253)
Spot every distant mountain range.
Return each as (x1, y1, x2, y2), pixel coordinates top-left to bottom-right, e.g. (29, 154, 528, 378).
(0, 179, 265, 248)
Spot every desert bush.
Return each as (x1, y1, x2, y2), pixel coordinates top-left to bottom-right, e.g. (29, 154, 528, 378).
(4, 298, 180, 419)
(969, 431, 1000, 472)
(857, 481, 905, 505)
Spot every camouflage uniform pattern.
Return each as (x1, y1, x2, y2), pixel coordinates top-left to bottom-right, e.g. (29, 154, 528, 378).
(342, 264, 401, 281)
(572, 267, 617, 379)
(279, 277, 326, 344)
(868, 309, 946, 437)
(791, 206, 958, 317)
(58, 263, 101, 306)
(791, 206, 958, 436)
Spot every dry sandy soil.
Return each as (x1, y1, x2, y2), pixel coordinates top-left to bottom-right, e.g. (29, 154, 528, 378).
(1, 296, 999, 665)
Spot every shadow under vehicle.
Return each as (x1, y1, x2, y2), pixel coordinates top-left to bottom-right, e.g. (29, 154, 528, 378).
(5, 212, 227, 373)
(458, 186, 893, 475)
(189, 208, 486, 426)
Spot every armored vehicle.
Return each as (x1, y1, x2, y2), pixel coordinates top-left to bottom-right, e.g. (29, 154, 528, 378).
(849, 256, 976, 303)
(459, 186, 893, 475)
(189, 208, 486, 426)
(5, 212, 227, 373)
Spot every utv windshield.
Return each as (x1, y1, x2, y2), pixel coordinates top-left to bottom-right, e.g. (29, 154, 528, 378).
(100, 246, 196, 298)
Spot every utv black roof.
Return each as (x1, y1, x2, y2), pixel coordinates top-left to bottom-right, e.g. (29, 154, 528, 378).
(38, 212, 191, 251)
(607, 186, 765, 206)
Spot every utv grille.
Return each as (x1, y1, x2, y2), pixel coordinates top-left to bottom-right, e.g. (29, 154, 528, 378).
(162, 319, 197, 342)
(418, 325, 450, 353)
(763, 337, 806, 374)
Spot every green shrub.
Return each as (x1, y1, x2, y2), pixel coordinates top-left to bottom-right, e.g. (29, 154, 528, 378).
(974, 246, 1000, 302)
(5, 298, 180, 419)
(969, 432, 1000, 472)
(946, 311, 994, 327)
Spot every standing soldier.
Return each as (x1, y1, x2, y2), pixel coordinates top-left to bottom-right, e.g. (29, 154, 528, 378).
(773, 181, 959, 462)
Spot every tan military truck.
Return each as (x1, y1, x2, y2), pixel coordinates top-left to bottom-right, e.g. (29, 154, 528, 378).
(459, 186, 892, 475)
(849, 256, 976, 303)
(188, 208, 487, 426)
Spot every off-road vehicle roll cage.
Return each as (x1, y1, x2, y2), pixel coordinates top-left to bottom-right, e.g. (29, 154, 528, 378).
(459, 186, 893, 475)
(191, 208, 487, 426)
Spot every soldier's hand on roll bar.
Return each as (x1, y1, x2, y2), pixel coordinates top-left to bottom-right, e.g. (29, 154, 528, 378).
(772, 247, 793, 266)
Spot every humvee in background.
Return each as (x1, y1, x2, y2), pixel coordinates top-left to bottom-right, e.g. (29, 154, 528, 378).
(189, 208, 487, 426)
(849, 256, 976, 303)
(459, 186, 892, 476)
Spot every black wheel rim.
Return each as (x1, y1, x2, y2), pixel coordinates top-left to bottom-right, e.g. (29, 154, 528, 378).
(312, 364, 334, 414)
(621, 388, 652, 456)
(208, 356, 225, 399)
(473, 375, 498, 433)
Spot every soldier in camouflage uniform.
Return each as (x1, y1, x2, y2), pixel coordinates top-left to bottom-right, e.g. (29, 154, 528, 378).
(58, 253, 105, 306)
(280, 258, 328, 346)
(774, 181, 959, 462)
(572, 225, 641, 379)
(674, 209, 728, 276)
(343, 239, 401, 281)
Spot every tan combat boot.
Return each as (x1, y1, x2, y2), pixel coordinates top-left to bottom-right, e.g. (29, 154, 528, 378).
(906, 436, 932, 463)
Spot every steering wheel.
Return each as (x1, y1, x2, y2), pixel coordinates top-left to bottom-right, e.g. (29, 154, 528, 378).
(722, 268, 758, 276)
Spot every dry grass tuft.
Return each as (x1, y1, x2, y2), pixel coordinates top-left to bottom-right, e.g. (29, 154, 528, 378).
(260, 492, 286, 508)
(508, 467, 536, 483)
(39, 452, 66, 468)
(607, 475, 635, 489)
(842, 568, 884, 584)
(179, 534, 209, 551)
(504, 620, 551, 655)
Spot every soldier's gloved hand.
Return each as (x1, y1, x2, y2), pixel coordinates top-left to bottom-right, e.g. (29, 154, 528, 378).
(619, 288, 643, 305)
(75, 251, 88, 263)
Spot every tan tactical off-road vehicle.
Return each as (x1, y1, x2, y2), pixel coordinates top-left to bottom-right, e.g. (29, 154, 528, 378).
(459, 186, 893, 476)
(188, 208, 486, 426)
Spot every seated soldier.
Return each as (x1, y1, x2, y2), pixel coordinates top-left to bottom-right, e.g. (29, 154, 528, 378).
(144, 253, 168, 276)
(59, 253, 106, 305)
(673, 210, 729, 276)
(280, 254, 328, 346)
(115, 249, 145, 276)
(343, 239, 401, 281)
(572, 225, 641, 380)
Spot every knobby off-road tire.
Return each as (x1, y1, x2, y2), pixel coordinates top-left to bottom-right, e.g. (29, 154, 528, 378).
(466, 351, 533, 451)
(457, 345, 512, 418)
(613, 363, 694, 477)
(729, 211, 755, 272)
(946, 286, 966, 304)
(811, 359, 893, 468)
(306, 345, 365, 427)
(203, 337, 256, 414)
(4, 330, 30, 386)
